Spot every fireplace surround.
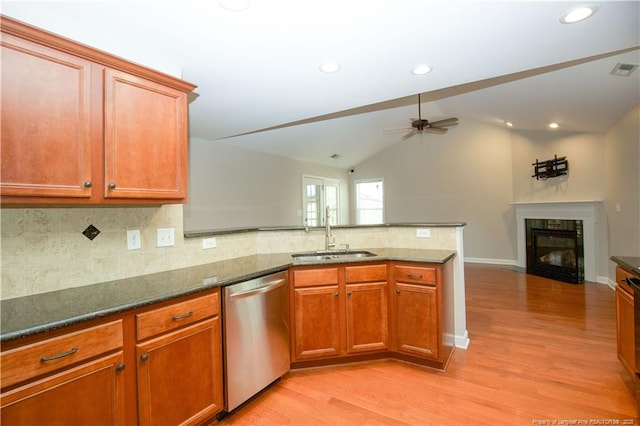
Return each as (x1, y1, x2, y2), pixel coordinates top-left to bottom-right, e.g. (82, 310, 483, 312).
(513, 201, 600, 283)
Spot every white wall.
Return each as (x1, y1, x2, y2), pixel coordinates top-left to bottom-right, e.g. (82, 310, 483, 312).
(511, 131, 606, 202)
(184, 138, 349, 231)
(350, 119, 516, 263)
(605, 105, 640, 277)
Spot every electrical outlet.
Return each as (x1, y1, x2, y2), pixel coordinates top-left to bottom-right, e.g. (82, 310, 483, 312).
(416, 228, 431, 238)
(127, 229, 141, 250)
(157, 228, 175, 247)
(202, 237, 217, 249)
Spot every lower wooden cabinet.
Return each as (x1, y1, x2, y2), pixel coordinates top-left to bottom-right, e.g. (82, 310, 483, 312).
(393, 282, 438, 358)
(1, 353, 125, 425)
(293, 284, 341, 360)
(135, 292, 223, 426)
(291, 261, 452, 369)
(136, 318, 223, 426)
(1, 321, 125, 425)
(616, 266, 636, 378)
(0, 290, 223, 426)
(291, 264, 389, 362)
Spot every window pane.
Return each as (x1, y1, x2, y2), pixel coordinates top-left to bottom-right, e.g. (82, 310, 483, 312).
(356, 180, 383, 225)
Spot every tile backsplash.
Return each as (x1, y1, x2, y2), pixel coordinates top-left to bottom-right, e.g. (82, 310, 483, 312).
(1, 205, 459, 300)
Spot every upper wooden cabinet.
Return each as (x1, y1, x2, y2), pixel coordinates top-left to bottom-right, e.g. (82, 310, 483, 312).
(0, 16, 196, 205)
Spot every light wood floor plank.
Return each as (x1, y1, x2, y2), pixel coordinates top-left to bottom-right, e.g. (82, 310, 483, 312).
(219, 264, 637, 425)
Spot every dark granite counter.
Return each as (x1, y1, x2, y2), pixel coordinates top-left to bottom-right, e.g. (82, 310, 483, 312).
(1, 248, 455, 342)
(611, 256, 640, 275)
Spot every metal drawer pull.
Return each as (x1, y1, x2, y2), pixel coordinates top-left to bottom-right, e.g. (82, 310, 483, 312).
(172, 311, 194, 320)
(407, 273, 423, 279)
(41, 347, 78, 362)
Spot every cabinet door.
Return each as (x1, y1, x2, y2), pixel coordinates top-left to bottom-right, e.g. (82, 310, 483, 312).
(345, 282, 388, 353)
(0, 33, 95, 198)
(104, 69, 187, 199)
(136, 318, 223, 426)
(293, 285, 341, 360)
(616, 285, 635, 376)
(394, 283, 439, 359)
(1, 352, 125, 425)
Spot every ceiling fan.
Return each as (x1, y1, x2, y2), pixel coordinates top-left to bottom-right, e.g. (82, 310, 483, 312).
(401, 94, 459, 140)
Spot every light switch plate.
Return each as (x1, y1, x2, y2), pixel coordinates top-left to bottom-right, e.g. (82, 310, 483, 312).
(157, 228, 175, 247)
(127, 229, 141, 250)
(416, 228, 431, 238)
(202, 237, 217, 249)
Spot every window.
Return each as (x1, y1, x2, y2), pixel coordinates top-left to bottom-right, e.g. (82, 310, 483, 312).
(355, 179, 384, 224)
(302, 175, 340, 227)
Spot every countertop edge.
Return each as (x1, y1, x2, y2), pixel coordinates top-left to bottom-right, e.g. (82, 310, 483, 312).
(611, 256, 640, 275)
(184, 223, 467, 238)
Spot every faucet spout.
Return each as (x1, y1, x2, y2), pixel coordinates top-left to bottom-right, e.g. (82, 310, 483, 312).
(325, 206, 335, 251)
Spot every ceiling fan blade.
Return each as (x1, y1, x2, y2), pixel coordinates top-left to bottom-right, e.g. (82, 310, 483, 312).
(383, 127, 412, 134)
(423, 127, 448, 134)
(402, 130, 418, 140)
(428, 117, 459, 127)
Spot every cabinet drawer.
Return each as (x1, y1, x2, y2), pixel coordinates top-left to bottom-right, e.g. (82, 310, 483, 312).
(1, 320, 123, 389)
(394, 265, 437, 285)
(136, 292, 219, 341)
(345, 264, 387, 283)
(293, 268, 339, 288)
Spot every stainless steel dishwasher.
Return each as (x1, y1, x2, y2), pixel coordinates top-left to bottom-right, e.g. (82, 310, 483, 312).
(221, 271, 290, 414)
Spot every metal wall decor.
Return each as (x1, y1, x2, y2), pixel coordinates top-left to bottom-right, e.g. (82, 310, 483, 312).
(531, 155, 568, 180)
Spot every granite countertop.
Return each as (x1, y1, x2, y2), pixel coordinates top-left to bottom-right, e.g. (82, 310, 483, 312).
(611, 256, 640, 275)
(0, 248, 456, 342)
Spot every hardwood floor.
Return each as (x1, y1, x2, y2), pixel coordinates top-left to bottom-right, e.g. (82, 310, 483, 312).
(219, 264, 637, 425)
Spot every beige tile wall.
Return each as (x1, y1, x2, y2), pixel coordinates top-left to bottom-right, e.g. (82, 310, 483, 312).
(1, 206, 458, 300)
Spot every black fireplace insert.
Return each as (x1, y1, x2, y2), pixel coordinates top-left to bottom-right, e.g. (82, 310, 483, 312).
(525, 219, 584, 284)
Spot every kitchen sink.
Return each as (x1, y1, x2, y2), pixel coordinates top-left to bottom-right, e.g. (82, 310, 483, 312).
(292, 250, 377, 261)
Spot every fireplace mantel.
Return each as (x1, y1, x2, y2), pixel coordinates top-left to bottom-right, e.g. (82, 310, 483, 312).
(512, 201, 602, 282)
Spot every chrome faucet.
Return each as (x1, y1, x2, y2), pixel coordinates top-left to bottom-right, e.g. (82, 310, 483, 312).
(325, 206, 335, 251)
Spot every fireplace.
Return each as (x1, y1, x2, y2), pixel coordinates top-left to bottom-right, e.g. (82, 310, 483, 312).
(526, 219, 584, 284)
(513, 201, 601, 283)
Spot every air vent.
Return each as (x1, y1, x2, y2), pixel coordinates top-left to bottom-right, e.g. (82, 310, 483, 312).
(610, 62, 638, 77)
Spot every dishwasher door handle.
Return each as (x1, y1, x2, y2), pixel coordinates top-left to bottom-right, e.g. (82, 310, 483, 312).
(228, 278, 287, 301)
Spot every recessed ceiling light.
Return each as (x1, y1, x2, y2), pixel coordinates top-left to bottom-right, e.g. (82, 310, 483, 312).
(319, 62, 341, 73)
(330, 153, 341, 159)
(411, 64, 432, 75)
(549, 122, 559, 129)
(217, 0, 251, 11)
(505, 121, 513, 127)
(560, 5, 598, 24)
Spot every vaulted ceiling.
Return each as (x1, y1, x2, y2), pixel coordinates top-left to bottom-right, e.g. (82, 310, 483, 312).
(4, 1, 639, 168)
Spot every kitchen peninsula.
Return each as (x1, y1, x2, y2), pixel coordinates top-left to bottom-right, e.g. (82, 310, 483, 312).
(1, 223, 467, 425)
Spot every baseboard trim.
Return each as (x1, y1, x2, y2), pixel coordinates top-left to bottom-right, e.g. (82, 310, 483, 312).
(455, 331, 470, 349)
(464, 257, 516, 266)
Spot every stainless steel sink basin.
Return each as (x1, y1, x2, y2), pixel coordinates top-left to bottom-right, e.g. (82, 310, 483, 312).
(292, 250, 377, 261)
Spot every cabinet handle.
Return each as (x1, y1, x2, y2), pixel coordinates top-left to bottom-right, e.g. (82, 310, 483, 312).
(396, 289, 401, 294)
(41, 347, 78, 362)
(116, 363, 126, 372)
(140, 354, 149, 362)
(334, 292, 339, 297)
(347, 291, 352, 296)
(83, 181, 92, 188)
(172, 311, 194, 320)
(108, 182, 116, 190)
(407, 273, 423, 279)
